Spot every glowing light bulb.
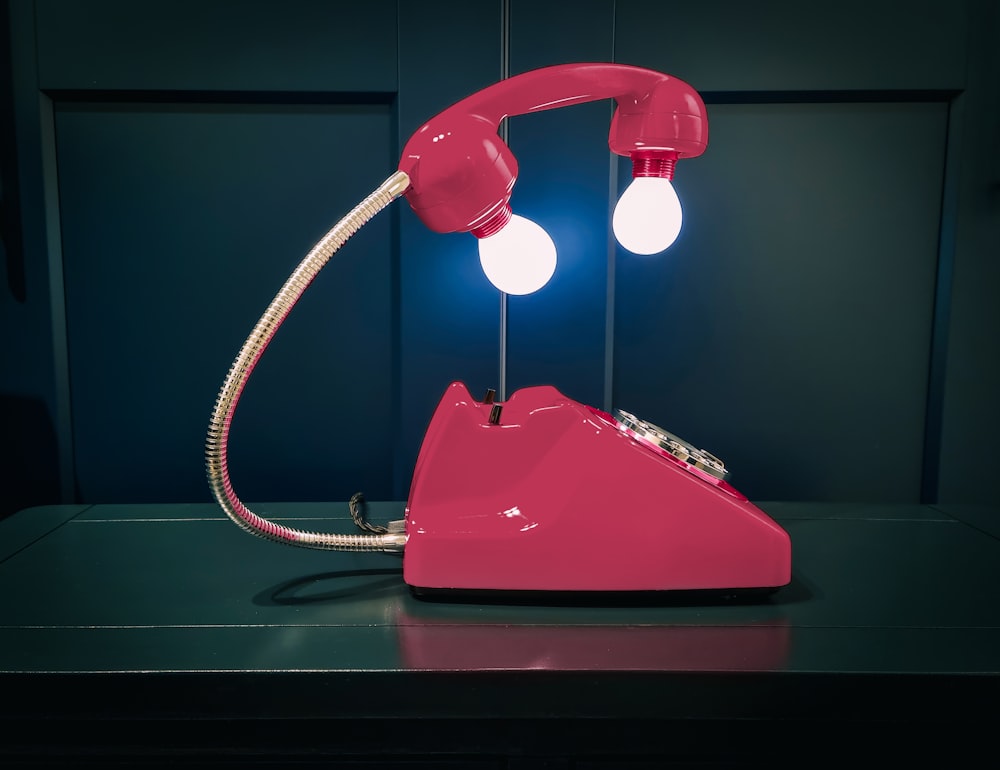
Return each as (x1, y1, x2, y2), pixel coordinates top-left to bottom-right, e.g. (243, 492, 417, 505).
(612, 177, 683, 255)
(478, 214, 557, 295)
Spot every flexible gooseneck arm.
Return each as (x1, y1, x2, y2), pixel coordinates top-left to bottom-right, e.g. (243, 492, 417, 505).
(205, 172, 411, 552)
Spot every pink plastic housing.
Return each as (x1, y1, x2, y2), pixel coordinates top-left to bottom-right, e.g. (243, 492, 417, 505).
(397, 62, 708, 236)
(403, 382, 791, 593)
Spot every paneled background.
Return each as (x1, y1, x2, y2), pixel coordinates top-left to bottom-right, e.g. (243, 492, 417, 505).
(1, 0, 997, 517)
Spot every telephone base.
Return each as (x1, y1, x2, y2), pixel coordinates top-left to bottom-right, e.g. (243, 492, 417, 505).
(408, 584, 783, 607)
(403, 382, 792, 595)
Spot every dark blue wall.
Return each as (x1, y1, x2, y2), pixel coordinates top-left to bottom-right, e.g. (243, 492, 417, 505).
(1, 0, 997, 516)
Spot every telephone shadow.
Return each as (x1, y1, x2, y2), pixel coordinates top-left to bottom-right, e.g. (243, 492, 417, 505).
(253, 568, 813, 608)
(253, 567, 405, 606)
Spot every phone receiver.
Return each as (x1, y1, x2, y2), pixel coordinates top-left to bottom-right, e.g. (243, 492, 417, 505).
(403, 382, 791, 597)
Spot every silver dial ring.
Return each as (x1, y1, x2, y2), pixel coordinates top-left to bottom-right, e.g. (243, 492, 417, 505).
(613, 408, 729, 481)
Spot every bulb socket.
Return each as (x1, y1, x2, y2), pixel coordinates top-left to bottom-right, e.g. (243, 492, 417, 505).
(631, 150, 678, 180)
(471, 202, 513, 238)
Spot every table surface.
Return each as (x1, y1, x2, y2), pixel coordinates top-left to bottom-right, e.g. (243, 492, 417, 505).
(2, 500, 999, 762)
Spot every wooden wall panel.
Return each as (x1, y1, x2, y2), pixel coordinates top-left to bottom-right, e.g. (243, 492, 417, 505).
(613, 101, 946, 501)
(3, 0, 996, 512)
(505, 0, 616, 409)
(55, 102, 396, 502)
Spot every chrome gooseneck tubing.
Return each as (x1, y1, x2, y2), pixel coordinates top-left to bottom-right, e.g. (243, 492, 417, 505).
(205, 171, 411, 553)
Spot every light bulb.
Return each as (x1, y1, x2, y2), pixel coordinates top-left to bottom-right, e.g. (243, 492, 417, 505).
(477, 214, 557, 295)
(612, 177, 683, 255)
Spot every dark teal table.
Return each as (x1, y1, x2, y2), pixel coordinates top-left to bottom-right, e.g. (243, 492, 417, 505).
(2, 501, 999, 766)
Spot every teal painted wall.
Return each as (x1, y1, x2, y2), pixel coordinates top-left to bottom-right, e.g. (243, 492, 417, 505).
(1, 0, 997, 514)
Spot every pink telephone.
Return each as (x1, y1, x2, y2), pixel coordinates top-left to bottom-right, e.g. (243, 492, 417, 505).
(402, 382, 791, 597)
(205, 63, 792, 600)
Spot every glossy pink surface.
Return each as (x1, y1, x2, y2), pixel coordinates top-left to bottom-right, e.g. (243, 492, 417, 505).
(398, 62, 708, 234)
(403, 382, 792, 592)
